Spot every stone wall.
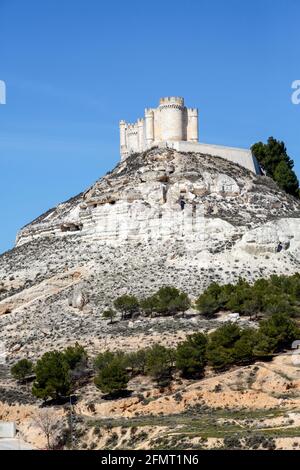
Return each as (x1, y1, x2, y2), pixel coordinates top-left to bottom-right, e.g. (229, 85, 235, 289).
(167, 141, 261, 174)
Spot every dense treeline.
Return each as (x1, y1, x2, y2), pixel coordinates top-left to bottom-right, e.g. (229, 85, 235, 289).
(10, 274, 300, 398)
(103, 275, 300, 322)
(195, 274, 300, 319)
(11, 312, 299, 399)
(10, 343, 89, 400)
(251, 137, 299, 197)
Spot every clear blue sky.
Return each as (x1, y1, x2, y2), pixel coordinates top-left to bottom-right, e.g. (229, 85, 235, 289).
(0, 0, 299, 254)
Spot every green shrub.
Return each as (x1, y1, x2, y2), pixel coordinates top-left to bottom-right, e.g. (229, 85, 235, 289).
(233, 328, 258, 364)
(63, 343, 88, 385)
(207, 313, 299, 369)
(207, 343, 235, 371)
(195, 283, 224, 317)
(94, 351, 122, 371)
(140, 295, 158, 317)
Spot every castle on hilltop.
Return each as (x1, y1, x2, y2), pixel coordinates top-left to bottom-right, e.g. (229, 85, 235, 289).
(119, 97, 260, 174)
(120, 97, 198, 158)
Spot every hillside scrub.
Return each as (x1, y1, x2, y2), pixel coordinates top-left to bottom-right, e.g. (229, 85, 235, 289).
(11, 311, 300, 399)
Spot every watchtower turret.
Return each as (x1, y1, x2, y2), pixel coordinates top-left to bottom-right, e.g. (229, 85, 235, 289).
(158, 97, 185, 141)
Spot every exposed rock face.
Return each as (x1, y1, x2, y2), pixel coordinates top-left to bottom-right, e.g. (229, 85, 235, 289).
(1, 148, 300, 361)
(16, 148, 300, 249)
(68, 287, 88, 310)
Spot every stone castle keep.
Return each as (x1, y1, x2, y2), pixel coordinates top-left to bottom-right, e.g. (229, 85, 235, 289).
(120, 97, 260, 174)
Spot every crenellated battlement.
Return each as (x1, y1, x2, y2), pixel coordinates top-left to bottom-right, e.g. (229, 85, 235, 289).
(159, 96, 184, 107)
(187, 108, 198, 115)
(127, 123, 138, 130)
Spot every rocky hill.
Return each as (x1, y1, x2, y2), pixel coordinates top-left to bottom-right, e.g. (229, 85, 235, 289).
(1, 147, 300, 362)
(16, 147, 300, 247)
(2, 147, 300, 450)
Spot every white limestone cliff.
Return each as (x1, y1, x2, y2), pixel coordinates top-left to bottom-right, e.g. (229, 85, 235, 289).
(15, 148, 300, 258)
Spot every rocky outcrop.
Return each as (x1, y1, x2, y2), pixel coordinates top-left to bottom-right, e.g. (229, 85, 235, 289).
(68, 287, 88, 310)
(15, 148, 300, 248)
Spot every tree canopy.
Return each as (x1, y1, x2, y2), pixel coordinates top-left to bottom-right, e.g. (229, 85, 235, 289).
(94, 355, 129, 396)
(141, 286, 190, 317)
(11, 358, 34, 383)
(145, 344, 174, 386)
(113, 295, 139, 320)
(251, 137, 299, 197)
(176, 332, 207, 378)
(32, 351, 71, 400)
(63, 343, 87, 370)
(102, 308, 117, 324)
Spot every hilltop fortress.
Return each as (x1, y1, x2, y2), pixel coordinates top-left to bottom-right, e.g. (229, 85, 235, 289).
(120, 97, 199, 157)
(15, 94, 300, 251)
(120, 97, 260, 174)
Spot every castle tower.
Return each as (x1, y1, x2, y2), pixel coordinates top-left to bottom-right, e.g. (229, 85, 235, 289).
(187, 108, 199, 142)
(119, 120, 128, 161)
(137, 118, 145, 151)
(145, 108, 154, 146)
(158, 97, 184, 141)
(127, 123, 139, 154)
